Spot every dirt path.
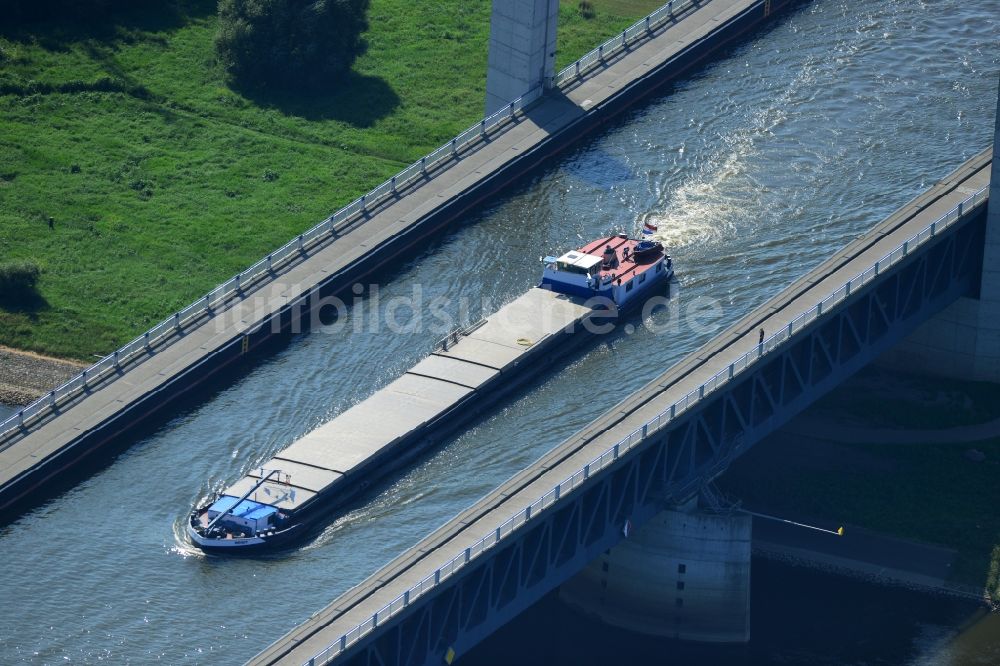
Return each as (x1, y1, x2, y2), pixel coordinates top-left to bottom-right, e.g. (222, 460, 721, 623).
(0, 345, 86, 407)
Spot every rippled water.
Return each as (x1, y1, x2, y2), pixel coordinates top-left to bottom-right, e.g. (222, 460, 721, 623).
(2, 0, 998, 663)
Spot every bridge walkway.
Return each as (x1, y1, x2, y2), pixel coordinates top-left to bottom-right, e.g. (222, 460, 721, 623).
(250, 151, 992, 665)
(0, 0, 784, 513)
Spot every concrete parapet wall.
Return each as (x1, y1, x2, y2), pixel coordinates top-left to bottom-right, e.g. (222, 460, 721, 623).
(559, 503, 752, 643)
(973, 79, 1000, 380)
(485, 0, 559, 115)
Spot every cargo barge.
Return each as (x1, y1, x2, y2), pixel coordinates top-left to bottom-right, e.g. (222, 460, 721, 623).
(188, 234, 673, 553)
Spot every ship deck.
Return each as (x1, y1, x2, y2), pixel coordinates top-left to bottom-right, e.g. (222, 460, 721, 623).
(219, 288, 595, 514)
(581, 236, 665, 284)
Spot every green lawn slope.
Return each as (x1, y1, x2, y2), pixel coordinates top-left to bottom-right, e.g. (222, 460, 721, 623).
(0, 0, 662, 359)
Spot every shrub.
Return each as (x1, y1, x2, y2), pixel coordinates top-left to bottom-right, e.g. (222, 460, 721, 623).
(0, 260, 41, 302)
(215, 0, 371, 92)
(578, 0, 596, 19)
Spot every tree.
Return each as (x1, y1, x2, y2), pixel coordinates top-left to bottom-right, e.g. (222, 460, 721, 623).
(215, 0, 370, 92)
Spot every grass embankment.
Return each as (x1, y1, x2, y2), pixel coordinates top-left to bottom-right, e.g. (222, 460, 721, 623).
(0, 0, 663, 360)
(719, 368, 1000, 597)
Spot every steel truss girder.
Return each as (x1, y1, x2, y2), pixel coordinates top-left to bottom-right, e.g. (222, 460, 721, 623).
(335, 211, 986, 666)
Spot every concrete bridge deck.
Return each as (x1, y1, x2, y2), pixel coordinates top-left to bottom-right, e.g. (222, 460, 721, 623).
(249, 151, 992, 665)
(0, 0, 802, 520)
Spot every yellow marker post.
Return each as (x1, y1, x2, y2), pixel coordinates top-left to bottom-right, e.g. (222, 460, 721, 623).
(445, 647, 456, 664)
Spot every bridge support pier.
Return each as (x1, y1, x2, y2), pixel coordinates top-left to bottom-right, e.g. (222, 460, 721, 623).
(558, 496, 752, 643)
(485, 0, 559, 116)
(879, 80, 1000, 382)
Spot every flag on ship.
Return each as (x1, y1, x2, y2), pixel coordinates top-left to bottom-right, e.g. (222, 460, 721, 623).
(642, 221, 657, 236)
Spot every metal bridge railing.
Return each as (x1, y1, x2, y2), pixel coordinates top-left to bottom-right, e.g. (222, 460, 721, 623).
(554, 0, 695, 87)
(302, 185, 990, 665)
(0, 0, 694, 448)
(0, 0, 699, 447)
(0, 92, 535, 446)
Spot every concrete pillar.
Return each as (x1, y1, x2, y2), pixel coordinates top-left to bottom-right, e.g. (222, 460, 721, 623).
(559, 498, 752, 643)
(484, 0, 559, 116)
(878, 78, 1000, 382)
(972, 78, 1000, 380)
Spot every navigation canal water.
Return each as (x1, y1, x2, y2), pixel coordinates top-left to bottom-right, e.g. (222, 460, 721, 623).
(3, 0, 998, 663)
